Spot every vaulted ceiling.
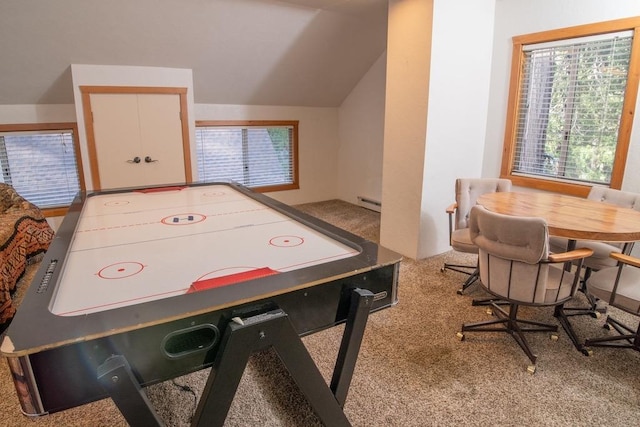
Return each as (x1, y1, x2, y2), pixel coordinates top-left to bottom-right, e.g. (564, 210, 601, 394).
(0, 0, 388, 107)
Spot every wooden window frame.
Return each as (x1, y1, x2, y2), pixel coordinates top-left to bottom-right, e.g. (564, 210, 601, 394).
(195, 120, 299, 193)
(0, 122, 85, 217)
(500, 17, 640, 197)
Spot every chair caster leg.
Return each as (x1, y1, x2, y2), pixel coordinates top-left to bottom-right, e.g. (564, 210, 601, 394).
(594, 300, 608, 314)
(456, 332, 465, 341)
(527, 364, 536, 374)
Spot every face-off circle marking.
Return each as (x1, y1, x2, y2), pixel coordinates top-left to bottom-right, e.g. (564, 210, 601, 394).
(269, 235, 304, 247)
(202, 191, 226, 197)
(161, 213, 206, 225)
(105, 200, 130, 207)
(97, 262, 145, 279)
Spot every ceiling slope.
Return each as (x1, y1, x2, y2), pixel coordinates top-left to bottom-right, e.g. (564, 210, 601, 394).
(0, 0, 387, 107)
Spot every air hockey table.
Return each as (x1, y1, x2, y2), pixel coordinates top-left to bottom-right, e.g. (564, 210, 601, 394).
(1, 182, 401, 427)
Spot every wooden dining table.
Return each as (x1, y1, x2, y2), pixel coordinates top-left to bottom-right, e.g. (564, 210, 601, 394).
(476, 191, 640, 355)
(477, 191, 640, 243)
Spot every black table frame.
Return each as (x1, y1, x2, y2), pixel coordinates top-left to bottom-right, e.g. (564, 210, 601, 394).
(100, 288, 372, 427)
(2, 182, 401, 425)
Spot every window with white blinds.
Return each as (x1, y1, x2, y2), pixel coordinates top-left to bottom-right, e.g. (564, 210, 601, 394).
(0, 124, 83, 210)
(513, 34, 631, 185)
(195, 121, 299, 192)
(502, 18, 640, 195)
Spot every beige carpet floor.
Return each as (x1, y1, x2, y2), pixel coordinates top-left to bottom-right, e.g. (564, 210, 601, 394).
(1, 199, 639, 426)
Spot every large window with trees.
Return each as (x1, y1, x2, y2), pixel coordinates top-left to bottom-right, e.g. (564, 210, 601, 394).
(195, 120, 299, 192)
(501, 17, 640, 196)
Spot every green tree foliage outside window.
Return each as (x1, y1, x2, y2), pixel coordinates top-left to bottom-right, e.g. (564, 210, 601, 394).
(514, 35, 631, 186)
(195, 121, 298, 192)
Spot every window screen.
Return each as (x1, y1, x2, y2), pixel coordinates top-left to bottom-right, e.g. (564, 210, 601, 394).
(0, 128, 82, 208)
(512, 33, 632, 186)
(195, 121, 298, 191)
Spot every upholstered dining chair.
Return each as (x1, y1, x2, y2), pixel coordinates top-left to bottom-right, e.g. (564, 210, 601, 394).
(442, 178, 512, 294)
(456, 205, 593, 373)
(582, 252, 640, 353)
(549, 187, 640, 309)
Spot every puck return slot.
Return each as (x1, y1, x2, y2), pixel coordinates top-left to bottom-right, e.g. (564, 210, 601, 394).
(161, 324, 219, 359)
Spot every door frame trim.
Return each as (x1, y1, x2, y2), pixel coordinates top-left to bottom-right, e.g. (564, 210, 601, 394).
(80, 85, 193, 190)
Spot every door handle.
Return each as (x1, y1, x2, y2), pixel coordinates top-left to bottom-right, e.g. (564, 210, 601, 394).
(127, 157, 141, 164)
(145, 156, 158, 163)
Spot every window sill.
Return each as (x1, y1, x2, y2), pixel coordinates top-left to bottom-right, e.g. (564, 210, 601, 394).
(501, 175, 593, 197)
(42, 207, 69, 218)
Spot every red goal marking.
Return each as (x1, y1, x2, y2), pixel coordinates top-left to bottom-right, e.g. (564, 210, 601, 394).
(187, 267, 279, 293)
(134, 186, 187, 194)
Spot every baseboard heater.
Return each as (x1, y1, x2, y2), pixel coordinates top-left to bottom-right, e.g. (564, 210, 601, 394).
(357, 196, 382, 213)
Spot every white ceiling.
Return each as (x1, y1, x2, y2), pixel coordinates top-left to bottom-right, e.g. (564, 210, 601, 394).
(0, 0, 388, 107)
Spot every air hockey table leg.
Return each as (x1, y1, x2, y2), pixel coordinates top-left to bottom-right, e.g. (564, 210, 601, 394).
(192, 288, 374, 427)
(98, 288, 374, 427)
(192, 309, 352, 427)
(331, 288, 374, 407)
(97, 355, 165, 427)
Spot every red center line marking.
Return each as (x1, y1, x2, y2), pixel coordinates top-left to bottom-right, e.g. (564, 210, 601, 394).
(204, 207, 267, 218)
(76, 221, 159, 233)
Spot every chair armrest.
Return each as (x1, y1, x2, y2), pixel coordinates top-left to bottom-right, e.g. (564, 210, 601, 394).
(445, 202, 457, 214)
(609, 252, 640, 268)
(548, 248, 594, 263)
(445, 202, 457, 245)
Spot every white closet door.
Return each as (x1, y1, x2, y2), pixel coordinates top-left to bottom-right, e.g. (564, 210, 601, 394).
(89, 93, 186, 190)
(91, 93, 145, 189)
(137, 93, 185, 186)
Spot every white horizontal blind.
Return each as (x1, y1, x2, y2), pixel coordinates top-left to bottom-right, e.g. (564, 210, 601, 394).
(195, 125, 294, 188)
(0, 130, 81, 208)
(513, 34, 632, 185)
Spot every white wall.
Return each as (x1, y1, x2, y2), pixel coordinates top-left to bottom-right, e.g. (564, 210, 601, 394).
(69, 66, 342, 212)
(331, 0, 640, 260)
(194, 104, 340, 206)
(70, 64, 197, 191)
(381, 0, 433, 259)
(337, 52, 387, 206)
(0, 105, 76, 124)
(421, 0, 496, 257)
(483, 0, 640, 193)
(381, 0, 496, 259)
(379, 1, 640, 260)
